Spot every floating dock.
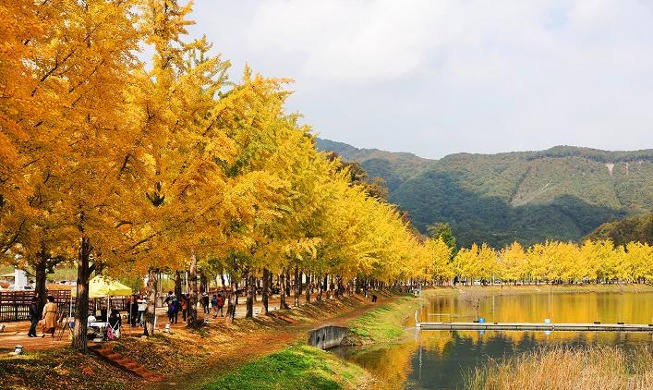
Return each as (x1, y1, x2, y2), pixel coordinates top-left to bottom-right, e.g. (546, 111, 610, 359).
(416, 322, 653, 332)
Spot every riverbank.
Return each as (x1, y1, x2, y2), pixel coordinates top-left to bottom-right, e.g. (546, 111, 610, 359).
(200, 294, 423, 390)
(0, 292, 395, 390)
(204, 284, 653, 389)
(428, 283, 653, 296)
(4, 284, 652, 389)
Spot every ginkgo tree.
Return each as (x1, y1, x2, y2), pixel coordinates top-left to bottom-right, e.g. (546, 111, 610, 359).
(14, 2, 653, 358)
(1, 0, 149, 352)
(497, 242, 526, 284)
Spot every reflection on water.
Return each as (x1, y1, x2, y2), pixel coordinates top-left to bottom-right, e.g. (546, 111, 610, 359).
(334, 291, 653, 390)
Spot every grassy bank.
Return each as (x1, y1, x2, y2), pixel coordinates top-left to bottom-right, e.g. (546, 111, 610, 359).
(0, 295, 380, 390)
(345, 295, 419, 344)
(196, 293, 421, 390)
(196, 344, 373, 390)
(466, 345, 653, 390)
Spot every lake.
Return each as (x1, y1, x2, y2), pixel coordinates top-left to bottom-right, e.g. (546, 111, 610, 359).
(334, 289, 653, 389)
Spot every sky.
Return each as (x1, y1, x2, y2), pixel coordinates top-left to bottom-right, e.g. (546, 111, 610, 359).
(186, 0, 653, 159)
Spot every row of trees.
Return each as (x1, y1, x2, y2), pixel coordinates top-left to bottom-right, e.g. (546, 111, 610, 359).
(4, 1, 652, 354)
(452, 240, 653, 285)
(0, 1, 451, 352)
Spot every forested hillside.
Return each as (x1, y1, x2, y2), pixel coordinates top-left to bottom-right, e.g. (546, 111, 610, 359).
(315, 139, 437, 191)
(586, 214, 653, 247)
(317, 140, 653, 248)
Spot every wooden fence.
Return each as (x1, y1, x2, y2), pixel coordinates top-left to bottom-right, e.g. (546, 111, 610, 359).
(0, 290, 131, 322)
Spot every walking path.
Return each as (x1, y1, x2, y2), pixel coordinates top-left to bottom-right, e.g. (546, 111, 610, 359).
(0, 291, 385, 390)
(0, 293, 339, 352)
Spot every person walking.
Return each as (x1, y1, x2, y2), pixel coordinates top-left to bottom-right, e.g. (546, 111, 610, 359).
(202, 292, 210, 314)
(169, 296, 179, 324)
(27, 296, 40, 337)
(211, 294, 218, 318)
(41, 295, 58, 338)
(130, 296, 139, 327)
(216, 293, 225, 317)
(180, 294, 189, 322)
(165, 291, 176, 323)
(137, 296, 146, 327)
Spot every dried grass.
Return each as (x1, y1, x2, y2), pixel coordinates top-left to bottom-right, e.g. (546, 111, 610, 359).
(466, 345, 653, 390)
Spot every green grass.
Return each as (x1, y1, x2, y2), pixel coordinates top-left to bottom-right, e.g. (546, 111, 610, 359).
(347, 297, 418, 344)
(198, 344, 370, 390)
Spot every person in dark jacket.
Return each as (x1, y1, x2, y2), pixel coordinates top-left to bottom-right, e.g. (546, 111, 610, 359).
(202, 292, 210, 314)
(28, 296, 40, 337)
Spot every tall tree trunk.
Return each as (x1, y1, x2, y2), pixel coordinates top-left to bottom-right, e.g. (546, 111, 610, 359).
(245, 271, 254, 318)
(35, 250, 48, 312)
(279, 271, 288, 309)
(200, 272, 208, 293)
(174, 270, 182, 298)
(219, 264, 226, 289)
(72, 236, 93, 353)
(187, 254, 199, 327)
(336, 277, 344, 299)
(285, 269, 291, 297)
(144, 268, 158, 337)
(317, 274, 323, 302)
(293, 266, 300, 307)
(228, 279, 239, 322)
(299, 271, 304, 295)
(305, 273, 312, 303)
(262, 268, 269, 315)
(253, 277, 258, 303)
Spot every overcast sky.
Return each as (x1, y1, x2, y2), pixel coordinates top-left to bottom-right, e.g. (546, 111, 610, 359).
(186, 0, 653, 159)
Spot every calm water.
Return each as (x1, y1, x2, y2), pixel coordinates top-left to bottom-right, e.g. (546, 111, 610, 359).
(334, 290, 653, 390)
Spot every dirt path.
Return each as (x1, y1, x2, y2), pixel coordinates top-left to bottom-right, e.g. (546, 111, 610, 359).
(0, 293, 390, 390)
(157, 294, 390, 389)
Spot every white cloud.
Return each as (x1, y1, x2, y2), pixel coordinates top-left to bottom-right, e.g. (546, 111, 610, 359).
(246, 0, 447, 82)
(188, 0, 653, 158)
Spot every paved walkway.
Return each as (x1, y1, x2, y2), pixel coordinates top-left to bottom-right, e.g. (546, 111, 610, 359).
(0, 294, 315, 352)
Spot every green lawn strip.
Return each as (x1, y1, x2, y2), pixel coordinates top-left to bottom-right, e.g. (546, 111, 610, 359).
(198, 344, 369, 390)
(347, 296, 418, 344)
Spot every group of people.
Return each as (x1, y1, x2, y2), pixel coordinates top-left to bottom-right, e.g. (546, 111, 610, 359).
(164, 291, 187, 324)
(209, 293, 225, 318)
(28, 295, 58, 338)
(164, 290, 228, 324)
(27, 290, 234, 338)
(126, 295, 147, 327)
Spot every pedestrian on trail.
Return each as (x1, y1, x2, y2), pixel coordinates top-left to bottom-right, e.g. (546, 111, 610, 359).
(169, 296, 179, 324)
(130, 296, 139, 327)
(28, 296, 39, 337)
(181, 294, 189, 322)
(216, 293, 224, 317)
(211, 294, 218, 318)
(41, 295, 58, 338)
(202, 292, 210, 314)
(137, 296, 146, 327)
(164, 291, 174, 305)
(165, 291, 177, 323)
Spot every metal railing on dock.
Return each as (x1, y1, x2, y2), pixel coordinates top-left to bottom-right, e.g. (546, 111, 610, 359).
(416, 321, 653, 332)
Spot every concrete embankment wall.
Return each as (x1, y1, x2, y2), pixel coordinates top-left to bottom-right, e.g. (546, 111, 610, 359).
(307, 325, 348, 350)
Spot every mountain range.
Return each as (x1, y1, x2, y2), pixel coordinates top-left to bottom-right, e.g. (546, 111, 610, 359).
(316, 139, 653, 248)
